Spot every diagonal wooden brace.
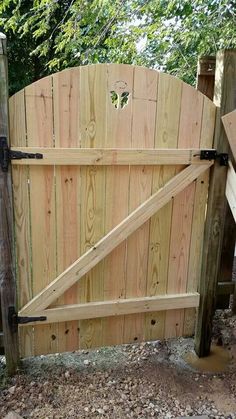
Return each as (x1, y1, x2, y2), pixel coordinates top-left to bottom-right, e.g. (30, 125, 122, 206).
(19, 162, 212, 315)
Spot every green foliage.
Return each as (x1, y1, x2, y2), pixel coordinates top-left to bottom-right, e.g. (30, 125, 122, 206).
(0, 0, 235, 94)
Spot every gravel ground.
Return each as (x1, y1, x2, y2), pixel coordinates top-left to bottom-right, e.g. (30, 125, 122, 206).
(0, 306, 235, 419)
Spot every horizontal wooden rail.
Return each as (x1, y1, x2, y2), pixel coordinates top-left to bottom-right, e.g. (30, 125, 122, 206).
(217, 282, 235, 295)
(11, 147, 215, 166)
(19, 162, 212, 315)
(21, 293, 200, 325)
(226, 161, 236, 223)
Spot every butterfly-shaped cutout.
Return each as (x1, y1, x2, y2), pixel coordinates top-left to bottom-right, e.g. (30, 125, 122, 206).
(110, 90, 130, 109)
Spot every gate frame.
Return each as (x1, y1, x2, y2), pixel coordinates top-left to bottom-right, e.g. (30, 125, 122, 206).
(1, 35, 236, 372)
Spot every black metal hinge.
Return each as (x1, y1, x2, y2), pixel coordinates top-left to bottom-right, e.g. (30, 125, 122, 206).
(8, 306, 47, 333)
(200, 149, 228, 166)
(0, 136, 43, 172)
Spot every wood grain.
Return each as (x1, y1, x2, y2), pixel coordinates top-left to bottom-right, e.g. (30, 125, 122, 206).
(0, 34, 19, 373)
(24, 293, 200, 325)
(146, 72, 182, 340)
(124, 67, 157, 344)
(11, 147, 210, 165)
(10, 91, 34, 357)
(78, 65, 107, 349)
(25, 76, 57, 355)
(102, 64, 134, 346)
(165, 83, 203, 338)
(20, 162, 212, 315)
(184, 97, 215, 335)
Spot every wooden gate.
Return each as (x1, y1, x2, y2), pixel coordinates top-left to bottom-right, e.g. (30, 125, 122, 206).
(9, 64, 216, 357)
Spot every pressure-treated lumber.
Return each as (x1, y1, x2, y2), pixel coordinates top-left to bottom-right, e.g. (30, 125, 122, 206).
(222, 110, 236, 161)
(123, 66, 157, 345)
(146, 72, 182, 342)
(10, 89, 34, 356)
(197, 56, 216, 100)
(102, 64, 134, 346)
(196, 55, 231, 311)
(11, 147, 213, 166)
(0, 33, 19, 374)
(53, 68, 81, 352)
(22, 293, 200, 325)
(20, 162, 211, 315)
(226, 161, 236, 222)
(25, 75, 58, 356)
(195, 50, 236, 357)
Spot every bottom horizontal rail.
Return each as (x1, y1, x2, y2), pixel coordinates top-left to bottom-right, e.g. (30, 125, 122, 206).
(217, 281, 235, 295)
(21, 293, 200, 325)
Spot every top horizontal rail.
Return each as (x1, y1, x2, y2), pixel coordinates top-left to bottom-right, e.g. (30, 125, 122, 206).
(11, 147, 216, 166)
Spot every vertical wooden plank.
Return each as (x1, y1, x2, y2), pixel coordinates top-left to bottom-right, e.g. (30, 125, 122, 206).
(25, 76, 57, 355)
(196, 55, 234, 311)
(102, 64, 134, 346)
(10, 90, 34, 357)
(145, 73, 182, 341)
(165, 83, 203, 338)
(184, 97, 216, 335)
(0, 33, 19, 373)
(123, 67, 157, 343)
(53, 68, 81, 352)
(78, 65, 107, 348)
(195, 50, 236, 357)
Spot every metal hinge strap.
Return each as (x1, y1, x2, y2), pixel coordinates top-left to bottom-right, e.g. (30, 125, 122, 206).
(0, 136, 43, 172)
(199, 149, 228, 166)
(8, 306, 46, 333)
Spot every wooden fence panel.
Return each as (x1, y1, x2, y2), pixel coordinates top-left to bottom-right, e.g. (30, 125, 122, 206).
(9, 64, 216, 356)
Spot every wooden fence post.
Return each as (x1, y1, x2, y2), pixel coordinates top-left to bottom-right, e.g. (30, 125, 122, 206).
(197, 56, 236, 310)
(0, 33, 19, 374)
(195, 50, 236, 357)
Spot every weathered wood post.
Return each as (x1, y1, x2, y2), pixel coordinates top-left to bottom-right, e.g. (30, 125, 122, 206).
(197, 56, 236, 310)
(0, 33, 19, 374)
(195, 50, 236, 357)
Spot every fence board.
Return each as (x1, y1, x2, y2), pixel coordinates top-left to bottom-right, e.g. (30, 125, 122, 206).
(124, 67, 157, 344)
(20, 163, 212, 315)
(165, 84, 202, 337)
(103, 64, 133, 346)
(25, 76, 57, 355)
(53, 68, 81, 352)
(9, 91, 34, 357)
(78, 65, 107, 348)
(146, 72, 182, 340)
(184, 97, 216, 335)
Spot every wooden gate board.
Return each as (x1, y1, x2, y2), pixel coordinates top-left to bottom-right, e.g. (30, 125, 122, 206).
(9, 64, 216, 357)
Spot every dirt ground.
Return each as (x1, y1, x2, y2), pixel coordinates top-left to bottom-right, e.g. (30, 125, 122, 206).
(0, 306, 235, 419)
